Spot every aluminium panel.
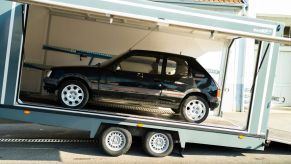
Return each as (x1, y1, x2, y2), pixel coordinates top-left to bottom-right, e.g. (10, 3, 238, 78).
(0, 1, 14, 103)
(11, 0, 291, 45)
(0, 106, 266, 149)
(4, 4, 23, 105)
(0, 2, 23, 105)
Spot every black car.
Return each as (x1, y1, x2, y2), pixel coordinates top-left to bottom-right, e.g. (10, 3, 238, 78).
(44, 50, 220, 123)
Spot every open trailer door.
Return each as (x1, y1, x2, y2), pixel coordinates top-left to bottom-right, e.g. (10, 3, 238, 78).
(1, 0, 291, 151)
(10, 0, 291, 44)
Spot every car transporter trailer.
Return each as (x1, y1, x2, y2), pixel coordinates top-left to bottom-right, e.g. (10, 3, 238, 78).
(0, 0, 291, 157)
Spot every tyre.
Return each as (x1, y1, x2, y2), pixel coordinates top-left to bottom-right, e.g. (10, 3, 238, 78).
(100, 127, 132, 156)
(58, 80, 89, 109)
(180, 96, 209, 123)
(143, 131, 174, 157)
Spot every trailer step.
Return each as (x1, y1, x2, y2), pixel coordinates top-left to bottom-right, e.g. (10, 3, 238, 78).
(0, 138, 97, 143)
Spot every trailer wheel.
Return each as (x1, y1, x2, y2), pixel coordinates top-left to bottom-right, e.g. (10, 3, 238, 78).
(58, 80, 89, 109)
(100, 127, 132, 156)
(143, 131, 173, 157)
(180, 96, 209, 123)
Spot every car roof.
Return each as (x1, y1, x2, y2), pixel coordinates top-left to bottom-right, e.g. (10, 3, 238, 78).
(129, 49, 196, 60)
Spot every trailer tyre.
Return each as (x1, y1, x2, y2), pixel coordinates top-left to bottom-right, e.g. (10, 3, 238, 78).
(100, 127, 132, 156)
(58, 80, 89, 109)
(143, 131, 173, 157)
(180, 96, 209, 123)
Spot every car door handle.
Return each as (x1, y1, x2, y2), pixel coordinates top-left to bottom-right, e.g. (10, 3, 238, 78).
(154, 78, 161, 82)
(164, 80, 172, 83)
(137, 73, 143, 78)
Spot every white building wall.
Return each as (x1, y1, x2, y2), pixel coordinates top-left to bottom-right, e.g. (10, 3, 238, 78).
(272, 47, 291, 106)
(252, 0, 291, 107)
(254, 0, 291, 17)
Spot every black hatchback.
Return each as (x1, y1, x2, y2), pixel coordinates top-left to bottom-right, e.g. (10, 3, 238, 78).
(44, 50, 220, 123)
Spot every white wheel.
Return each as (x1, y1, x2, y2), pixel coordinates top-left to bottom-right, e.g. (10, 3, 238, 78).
(58, 80, 89, 109)
(181, 96, 209, 123)
(105, 131, 127, 152)
(100, 127, 132, 156)
(61, 84, 84, 107)
(149, 133, 170, 154)
(185, 99, 207, 122)
(143, 131, 173, 157)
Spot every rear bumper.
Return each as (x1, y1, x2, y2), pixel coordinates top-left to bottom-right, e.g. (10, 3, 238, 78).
(209, 97, 220, 110)
(43, 78, 58, 93)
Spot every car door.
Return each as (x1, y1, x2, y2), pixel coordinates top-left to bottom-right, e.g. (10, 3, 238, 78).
(99, 51, 163, 105)
(160, 56, 193, 107)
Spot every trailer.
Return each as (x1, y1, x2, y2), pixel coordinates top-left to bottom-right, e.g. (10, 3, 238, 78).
(0, 0, 291, 157)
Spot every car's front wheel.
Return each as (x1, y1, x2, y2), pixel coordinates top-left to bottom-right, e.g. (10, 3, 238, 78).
(58, 80, 89, 109)
(180, 96, 209, 123)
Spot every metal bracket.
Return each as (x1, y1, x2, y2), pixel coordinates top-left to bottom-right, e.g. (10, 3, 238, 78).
(264, 129, 271, 147)
(179, 147, 185, 158)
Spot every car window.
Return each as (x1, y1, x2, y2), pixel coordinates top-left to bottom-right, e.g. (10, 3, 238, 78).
(118, 55, 162, 74)
(166, 59, 177, 75)
(166, 57, 188, 76)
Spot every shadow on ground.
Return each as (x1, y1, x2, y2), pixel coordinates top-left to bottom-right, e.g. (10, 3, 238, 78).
(182, 141, 291, 157)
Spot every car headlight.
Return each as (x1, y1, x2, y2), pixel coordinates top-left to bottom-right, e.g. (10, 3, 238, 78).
(46, 70, 52, 77)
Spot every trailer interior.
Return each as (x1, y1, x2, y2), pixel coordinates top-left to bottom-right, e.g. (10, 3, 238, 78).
(19, 4, 244, 129)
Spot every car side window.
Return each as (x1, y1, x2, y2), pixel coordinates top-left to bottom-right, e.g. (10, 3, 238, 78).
(118, 55, 162, 74)
(166, 57, 188, 76)
(165, 59, 177, 75)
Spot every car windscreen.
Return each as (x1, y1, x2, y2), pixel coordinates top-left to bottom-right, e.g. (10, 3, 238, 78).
(100, 52, 127, 67)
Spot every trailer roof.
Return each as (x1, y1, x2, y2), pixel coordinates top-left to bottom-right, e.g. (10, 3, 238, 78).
(12, 0, 291, 44)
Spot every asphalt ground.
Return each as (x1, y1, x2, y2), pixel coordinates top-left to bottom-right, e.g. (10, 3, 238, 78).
(0, 123, 290, 163)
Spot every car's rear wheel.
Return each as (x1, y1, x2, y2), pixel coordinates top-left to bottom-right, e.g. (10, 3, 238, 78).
(180, 96, 209, 123)
(58, 80, 89, 109)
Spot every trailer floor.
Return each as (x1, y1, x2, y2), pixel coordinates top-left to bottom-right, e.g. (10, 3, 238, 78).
(19, 93, 241, 129)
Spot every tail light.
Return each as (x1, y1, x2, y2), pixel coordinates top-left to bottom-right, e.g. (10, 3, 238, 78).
(216, 89, 221, 98)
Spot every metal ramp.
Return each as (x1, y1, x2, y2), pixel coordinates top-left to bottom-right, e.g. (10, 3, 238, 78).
(269, 128, 291, 145)
(267, 108, 291, 145)
(19, 93, 238, 129)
